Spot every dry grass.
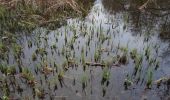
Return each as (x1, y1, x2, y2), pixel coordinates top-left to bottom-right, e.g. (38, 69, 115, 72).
(0, 0, 94, 34)
(0, 0, 81, 14)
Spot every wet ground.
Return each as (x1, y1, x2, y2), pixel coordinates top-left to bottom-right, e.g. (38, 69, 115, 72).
(0, 0, 170, 100)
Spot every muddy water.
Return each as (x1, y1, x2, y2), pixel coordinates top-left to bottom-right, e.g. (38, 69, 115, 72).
(1, 0, 170, 100)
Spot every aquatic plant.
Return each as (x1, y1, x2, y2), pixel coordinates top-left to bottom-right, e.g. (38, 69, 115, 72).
(54, 62, 58, 72)
(61, 46, 65, 55)
(34, 63, 41, 74)
(58, 70, 65, 87)
(134, 54, 143, 75)
(32, 53, 37, 61)
(28, 41, 33, 48)
(103, 57, 117, 67)
(0, 63, 8, 75)
(0, 42, 8, 60)
(42, 66, 53, 75)
(64, 31, 67, 44)
(1, 79, 10, 99)
(0, 64, 16, 75)
(87, 35, 91, 46)
(155, 60, 160, 70)
(118, 47, 129, 64)
(119, 54, 128, 65)
(0, 43, 8, 53)
(101, 67, 110, 85)
(62, 60, 68, 71)
(102, 87, 106, 97)
(99, 33, 110, 44)
(94, 49, 101, 62)
(13, 44, 22, 59)
(7, 65, 16, 75)
(81, 47, 86, 66)
(146, 68, 153, 89)
(145, 46, 151, 60)
(35, 48, 47, 56)
(35, 88, 45, 99)
(21, 67, 36, 85)
(2, 95, 9, 100)
(81, 74, 88, 91)
(124, 74, 133, 90)
(68, 36, 76, 49)
(50, 43, 57, 49)
(130, 49, 137, 59)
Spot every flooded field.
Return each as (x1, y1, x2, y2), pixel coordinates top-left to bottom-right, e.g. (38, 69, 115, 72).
(0, 0, 170, 100)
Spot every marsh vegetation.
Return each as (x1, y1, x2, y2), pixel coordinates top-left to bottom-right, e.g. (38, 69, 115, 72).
(0, 0, 170, 100)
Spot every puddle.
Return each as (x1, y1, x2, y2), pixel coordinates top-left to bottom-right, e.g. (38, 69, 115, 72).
(0, 0, 170, 100)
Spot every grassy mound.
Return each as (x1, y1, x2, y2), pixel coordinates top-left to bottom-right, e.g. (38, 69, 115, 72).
(0, 0, 94, 34)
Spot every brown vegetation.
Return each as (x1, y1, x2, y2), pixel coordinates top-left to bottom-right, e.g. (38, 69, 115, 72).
(0, 0, 94, 34)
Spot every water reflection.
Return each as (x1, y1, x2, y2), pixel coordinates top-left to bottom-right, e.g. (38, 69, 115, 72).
(0, 0, 170, 100)
(102, 0, 170, 38)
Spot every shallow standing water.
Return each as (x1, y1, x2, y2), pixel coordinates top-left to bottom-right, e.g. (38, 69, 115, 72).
(0, 0, 170, 100)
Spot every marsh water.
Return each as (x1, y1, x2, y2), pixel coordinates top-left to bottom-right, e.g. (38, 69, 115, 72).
(0, 0, 170, 100)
